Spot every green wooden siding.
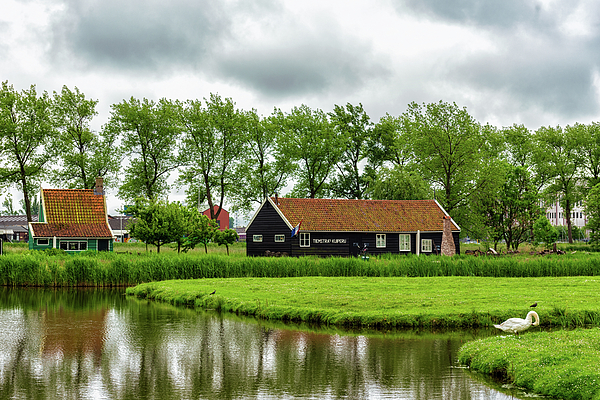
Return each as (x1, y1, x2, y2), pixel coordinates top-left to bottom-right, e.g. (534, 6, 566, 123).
(28, 236, 114, 253)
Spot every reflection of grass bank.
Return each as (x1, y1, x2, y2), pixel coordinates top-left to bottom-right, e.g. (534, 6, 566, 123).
(459, 329, 600, 400)
(126, 276, 600, 329)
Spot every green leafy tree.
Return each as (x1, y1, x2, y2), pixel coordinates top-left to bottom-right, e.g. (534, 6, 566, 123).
(328, 103, 374, 199)
(502, 124, 534, 169)
(0, 81, 56, 222)
(402, 101, 497, 232)
(370, 113, 412, 168)
(368, 165, 432, 200)
(1, 194, 23, 215)
(533, 125, 583, 243)
(577, 122, 600, 190)
(476, 165, 540, 251)
(127, 199, 187, 253)
(179, 94, 245, 219)
(471, 163, 510, 251)
(183, 212, 218, 254)
(230, 109, 293, 211)
(107, 97, 181, 201)
(51, 86, 122, 190)
(585, 183, 600, 244)
(275, 104, 344, 198)
(213, 228, 239, 255)
(533, 215, 559, 248)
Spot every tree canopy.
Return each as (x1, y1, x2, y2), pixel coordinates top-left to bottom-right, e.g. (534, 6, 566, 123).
(2, 79, 599, 249)
(0, 81, 56, 222)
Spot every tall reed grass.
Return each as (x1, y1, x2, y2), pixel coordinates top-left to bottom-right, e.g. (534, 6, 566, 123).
(3, 250, 600, 287)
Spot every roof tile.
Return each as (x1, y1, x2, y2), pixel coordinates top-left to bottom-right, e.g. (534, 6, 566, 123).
(273, 198, 459, 232)
(30, 189, 113, 238)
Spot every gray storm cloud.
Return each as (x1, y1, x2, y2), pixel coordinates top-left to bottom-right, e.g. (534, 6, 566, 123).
(394, 0, 600, 123)
(48, 0, 389, 98)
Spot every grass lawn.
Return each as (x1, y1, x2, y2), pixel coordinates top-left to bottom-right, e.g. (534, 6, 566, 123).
(459, 329, 600, 400)
(2, 241, 248, 256)
(126, 276, 600, 328)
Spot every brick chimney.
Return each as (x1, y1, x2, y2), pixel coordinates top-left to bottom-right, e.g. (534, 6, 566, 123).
(94, 177, 104, 195)
(441, 215, 456, 256)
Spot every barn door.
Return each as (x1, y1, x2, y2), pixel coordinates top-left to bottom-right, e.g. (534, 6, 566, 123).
(98, 239, 110, 252)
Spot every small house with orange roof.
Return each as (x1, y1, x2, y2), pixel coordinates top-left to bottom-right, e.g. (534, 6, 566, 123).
(28, 178, 114, 253)
(246, 197, 460, 257)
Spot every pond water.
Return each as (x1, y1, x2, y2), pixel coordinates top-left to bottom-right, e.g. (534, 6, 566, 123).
(0, 288, 531, 399)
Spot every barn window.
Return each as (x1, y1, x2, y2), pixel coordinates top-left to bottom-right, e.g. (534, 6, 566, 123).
(59, 241, 88, 251)
(376, 234, 386, 248)
(299, 232, 310, 247)
(253, 235, 263, 242)
(399, 234, 410, 251)
(36, 238, 50, 246)
(421, 239, 432, 253)
(275, 234, 285, 242)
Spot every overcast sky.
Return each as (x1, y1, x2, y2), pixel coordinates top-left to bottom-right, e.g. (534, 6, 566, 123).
(3, 0, 600, 216)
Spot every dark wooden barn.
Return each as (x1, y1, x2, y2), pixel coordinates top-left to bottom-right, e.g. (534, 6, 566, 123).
(246, 197, 460, 257)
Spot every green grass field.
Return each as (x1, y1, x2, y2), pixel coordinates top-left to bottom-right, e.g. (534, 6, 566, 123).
(459, 329, 600, 400)
(125, 276, 600, 328)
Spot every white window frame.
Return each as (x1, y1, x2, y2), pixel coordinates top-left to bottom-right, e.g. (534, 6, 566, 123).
(399, 234, 411, 252)
(36, 238, 50, 246)
(421, 239, 432, 253)
(253, 235, 263, 242)
(299, 232, 310, 247)
(274, 234, 285, 243)
(376, 234, 386, 248)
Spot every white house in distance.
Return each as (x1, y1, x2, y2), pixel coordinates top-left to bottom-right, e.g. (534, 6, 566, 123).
(545, 201, 587, 233)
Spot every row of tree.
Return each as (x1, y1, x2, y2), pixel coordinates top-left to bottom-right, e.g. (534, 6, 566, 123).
(127, 199, 239, 254)
(2, 81, 600, 248)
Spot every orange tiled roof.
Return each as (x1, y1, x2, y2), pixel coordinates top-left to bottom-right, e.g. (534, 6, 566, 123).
(273, 198, 459, 232)
(30, 189, 113, 238)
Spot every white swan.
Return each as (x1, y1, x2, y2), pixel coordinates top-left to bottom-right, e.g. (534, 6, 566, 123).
(494, 311, 540, 334)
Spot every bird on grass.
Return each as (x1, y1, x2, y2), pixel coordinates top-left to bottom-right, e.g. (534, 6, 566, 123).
(530, 302, 537, 308)
(494, 311, 540, 334)
(209, 290, 216, 295)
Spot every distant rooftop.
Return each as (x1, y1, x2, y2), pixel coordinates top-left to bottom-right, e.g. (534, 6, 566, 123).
(0, 215, 38, 224)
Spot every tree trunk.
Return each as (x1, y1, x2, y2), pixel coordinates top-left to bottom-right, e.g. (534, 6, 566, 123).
(566, 199, 573, 244)
(20, 176, 32, 222)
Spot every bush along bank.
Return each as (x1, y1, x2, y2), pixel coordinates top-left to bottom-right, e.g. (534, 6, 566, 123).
(6, 251, 600, 286)
(458, 329, 600, 400)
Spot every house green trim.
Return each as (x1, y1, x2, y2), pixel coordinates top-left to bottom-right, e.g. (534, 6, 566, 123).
(28, 181, 114, 253)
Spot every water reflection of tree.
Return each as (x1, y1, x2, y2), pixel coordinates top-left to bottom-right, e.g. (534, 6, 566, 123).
(0, 289, 511, 399)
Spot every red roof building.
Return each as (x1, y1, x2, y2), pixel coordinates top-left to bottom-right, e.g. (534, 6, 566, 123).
(246, 197, 460, 257)
(203, 206, 229, 231)
(29, 179, 114, 252)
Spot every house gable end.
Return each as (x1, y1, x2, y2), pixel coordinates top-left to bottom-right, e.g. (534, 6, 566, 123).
(247, 197, 293, 231)
(246, 199, 292, 256)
